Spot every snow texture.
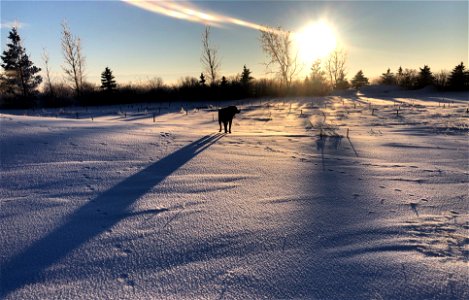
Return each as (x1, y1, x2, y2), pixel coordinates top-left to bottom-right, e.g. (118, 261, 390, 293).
(1, 89, 468, 299)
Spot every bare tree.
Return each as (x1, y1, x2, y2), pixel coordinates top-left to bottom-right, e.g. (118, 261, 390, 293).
(434, 70, 449, 89)
(325, 47, 347, 89)
(259, 26, 300, 88)
(201, 26, 220, 85)
(41, 48, 53, 95)
(61, 21, 85, 96)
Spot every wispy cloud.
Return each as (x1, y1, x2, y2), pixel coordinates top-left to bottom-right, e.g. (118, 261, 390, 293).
(1, 20, 28, 29)
(122, 0, 284, 34)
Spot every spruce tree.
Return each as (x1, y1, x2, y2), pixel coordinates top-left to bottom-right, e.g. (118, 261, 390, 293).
(1, 27, 42, 97)
(380, 68, 395, 85)
(351, 70, 369, 90)
(417, 65, 434, 88)
(220, 76, 228, 87)
(199, 73, 206, 86)
(336, 70, 350, 90)
(100, 67, 117, 92)
(448, 62, 469, 91)
(240, 65, 253, 86)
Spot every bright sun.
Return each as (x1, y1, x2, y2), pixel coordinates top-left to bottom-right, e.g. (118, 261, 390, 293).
(294, 21, 337, 65)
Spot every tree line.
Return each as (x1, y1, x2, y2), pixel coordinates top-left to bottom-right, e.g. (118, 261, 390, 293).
(1, 24, 468, 109)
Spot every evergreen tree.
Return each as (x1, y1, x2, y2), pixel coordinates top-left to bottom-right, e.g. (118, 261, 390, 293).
(448, 62, 469, 91)
(351, 70, 369, 90)
(380, 68, 395, 85)
(1, 27, 42, 97)
(100, 67, 117, 91)
(335, 70, 350, 90)
(240, 65, 253, 86)
(220, 76, 228, 87)
(417, 65, 434, 88)
(199, 73, 206, 86)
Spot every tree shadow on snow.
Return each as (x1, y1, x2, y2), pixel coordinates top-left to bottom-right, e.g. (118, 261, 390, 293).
(0, 133, 224, 298)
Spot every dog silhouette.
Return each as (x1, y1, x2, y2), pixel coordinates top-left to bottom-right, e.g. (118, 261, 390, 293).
(218, 106, 241, 133)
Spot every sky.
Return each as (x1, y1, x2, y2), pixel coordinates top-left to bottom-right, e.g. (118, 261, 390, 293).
(1, 0, 468, 86)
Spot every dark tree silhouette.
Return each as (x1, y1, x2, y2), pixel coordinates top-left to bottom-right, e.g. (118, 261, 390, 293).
(100, 67, 117, 92)
(398, 68, 418, 89)
(417, 65, 434, 88)
(351, 70, 368, 90)
(199, 73, 206, 86)
(0, 27, 42, 97)
(396, 66, 404, 86)
(380, 68, 395, 85)
(201, 26, 220, 85)
(240, 65, 253, 86)
(335, 70, 349, 90)
(447, 62, 469, 91)
(220, 76, 228, 87)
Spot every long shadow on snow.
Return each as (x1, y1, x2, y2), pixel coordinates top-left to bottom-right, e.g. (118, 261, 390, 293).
(0, 133, 224, 298)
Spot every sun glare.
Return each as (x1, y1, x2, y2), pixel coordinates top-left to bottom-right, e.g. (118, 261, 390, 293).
(295, 21, 337, 65)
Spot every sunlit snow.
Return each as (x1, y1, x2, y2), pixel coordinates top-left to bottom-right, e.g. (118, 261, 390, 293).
(1, 88, 468, 299)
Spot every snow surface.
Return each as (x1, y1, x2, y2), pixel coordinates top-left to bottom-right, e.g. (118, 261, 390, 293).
(1, 91, 468, 299)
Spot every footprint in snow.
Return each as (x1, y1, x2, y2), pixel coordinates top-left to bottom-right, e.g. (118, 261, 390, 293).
(117, 274, 128, 283)
(395, 188, 402, 192)
(117, 274, 136, 290)
(409, 203, 419, 216)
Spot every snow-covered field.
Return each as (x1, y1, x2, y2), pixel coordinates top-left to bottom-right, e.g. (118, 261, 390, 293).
(1, 90, 468, 299)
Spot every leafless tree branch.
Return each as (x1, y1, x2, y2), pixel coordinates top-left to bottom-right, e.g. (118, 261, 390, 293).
(259, 26, 300, 88)
(61, 21, 85, 96)
(201, 26, 220, 85)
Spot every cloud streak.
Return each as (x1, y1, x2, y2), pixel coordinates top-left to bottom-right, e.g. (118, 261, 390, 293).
(122, 0, 284, 34)
(1, 20, 27, 29)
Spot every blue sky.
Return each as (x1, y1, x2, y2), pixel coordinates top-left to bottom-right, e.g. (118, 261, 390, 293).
(1, 1, 467, 85)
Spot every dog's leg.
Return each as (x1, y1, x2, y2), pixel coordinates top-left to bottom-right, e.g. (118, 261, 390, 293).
(223, 121, 228, 133)
(228, 119, 232, 133)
